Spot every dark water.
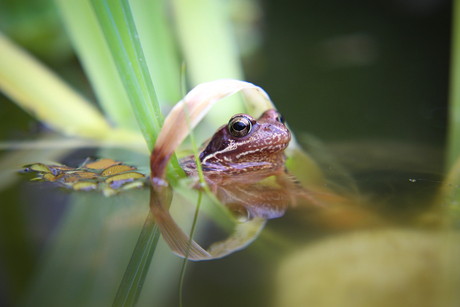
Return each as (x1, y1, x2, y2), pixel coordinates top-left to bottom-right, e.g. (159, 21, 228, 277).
(255, 0, 450, 146)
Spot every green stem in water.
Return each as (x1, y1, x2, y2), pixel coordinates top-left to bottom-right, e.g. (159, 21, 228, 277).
(112, 211, 161, 307)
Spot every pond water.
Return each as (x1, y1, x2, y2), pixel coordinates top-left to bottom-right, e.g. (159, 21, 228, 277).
(2, 138, 457, 307)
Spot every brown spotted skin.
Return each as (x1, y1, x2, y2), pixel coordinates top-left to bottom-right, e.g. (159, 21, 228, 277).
(181, 109, 290, 185)
(180, 109, 296, 219)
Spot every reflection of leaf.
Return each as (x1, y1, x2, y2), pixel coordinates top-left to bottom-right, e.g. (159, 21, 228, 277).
(207, 217, 267, 258)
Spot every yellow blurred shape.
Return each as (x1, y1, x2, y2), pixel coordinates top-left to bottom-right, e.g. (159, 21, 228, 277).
(105, 172, 145, 189)
(42, 173, 56, 181)
(73, 181, 98, 191)
(121, 181, 144, 190)
(276, 229, 460, 307)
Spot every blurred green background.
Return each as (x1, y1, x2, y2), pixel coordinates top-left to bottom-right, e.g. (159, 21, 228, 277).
(0, 0, 450, 144)
(0, 0, 453, 306)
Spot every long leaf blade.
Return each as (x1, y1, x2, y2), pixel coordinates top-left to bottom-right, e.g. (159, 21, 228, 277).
(89, 2, 186, 306)
(0, 32, 111, 139)
(89, 0, 183, 182)
(54, 0, 138, 131)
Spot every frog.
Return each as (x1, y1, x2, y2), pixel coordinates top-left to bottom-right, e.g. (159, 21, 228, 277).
(149, 108, 312, 260)
(178, 109, 302, 220)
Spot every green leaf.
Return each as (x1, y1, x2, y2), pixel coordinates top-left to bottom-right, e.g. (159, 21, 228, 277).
(130, 0, 182, 105)
(171, 0, 246, 125)
(0, 32, 111, 139)
(54, 0, 138, 131)
(88, 2, 186, 306)
(89, 0, 184, 182)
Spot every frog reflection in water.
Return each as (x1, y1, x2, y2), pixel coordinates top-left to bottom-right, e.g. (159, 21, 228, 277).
(150, 109, 313, 259)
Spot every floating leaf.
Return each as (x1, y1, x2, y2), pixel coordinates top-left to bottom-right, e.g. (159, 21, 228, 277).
(84, 158, 121, 169)
(48, 165, 75, 175)
(24, 163, 52, 173)
(57, 171, 99, 183)
(43, 173, 57, 181)
(101, 164, 136, 176)
(22, 158, 146, 195)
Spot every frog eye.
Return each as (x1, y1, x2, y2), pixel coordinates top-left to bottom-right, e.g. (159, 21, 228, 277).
(228, 115, 252, 137)
(276, 112, 285, 124)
